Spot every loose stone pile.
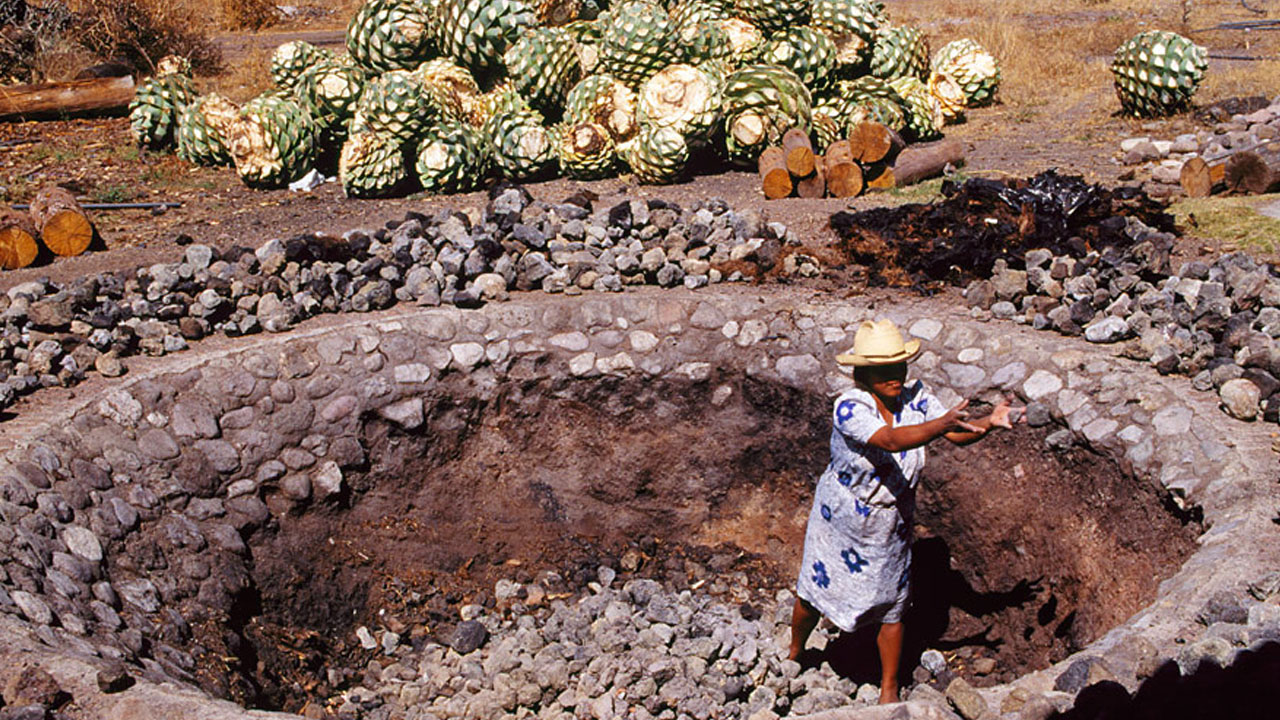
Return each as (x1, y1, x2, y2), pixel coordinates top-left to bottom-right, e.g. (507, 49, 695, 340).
(0, 186, 818, 414)
(335, 577, 876, 720)
(7, 171, 1280, 434)
(965, 226, 1280, 425)
(1117, 96, 1280, 197)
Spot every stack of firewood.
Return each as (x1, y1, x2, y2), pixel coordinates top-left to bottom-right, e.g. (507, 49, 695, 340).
(0, 187, 94, 269)
(759, 122, 966, 201)
(1179, 142, 1280, 198)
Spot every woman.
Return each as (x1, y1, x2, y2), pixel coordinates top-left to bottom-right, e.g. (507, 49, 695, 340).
(789, 319, 1019, 704)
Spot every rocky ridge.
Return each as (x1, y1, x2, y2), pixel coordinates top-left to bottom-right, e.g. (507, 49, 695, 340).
(0, 185, 818, 416)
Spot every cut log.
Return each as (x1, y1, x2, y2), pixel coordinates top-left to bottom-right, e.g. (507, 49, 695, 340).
(850, 121, 906, 164)
(1224, 150, 1280, 195)
(826, 142, 863, 198)
(30, 187, 93, 257)
(1179, 157, 1227, 198)
(782, 127, 816, 177)
(0, 208, 39, 270)
(891, 139, 966, 187)
(864, 164, 896, 191)
(826, 140, 853, 165)
(0, 76, 136, 121)
(797, 155, 827, 198)
(759, 146, 793, 199)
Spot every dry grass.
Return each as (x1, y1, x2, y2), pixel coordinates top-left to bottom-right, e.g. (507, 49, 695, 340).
(1198, 58, 1280, 101)
(219, 0, 281, 31)
(214, 46, 275, 102)
(895, 0, 1280, 124)
(68, 0, 223, 76)
(1170, 195, 1280, 254)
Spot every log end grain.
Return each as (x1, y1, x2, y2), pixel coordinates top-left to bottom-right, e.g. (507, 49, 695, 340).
(827, 160, 863, 198)
(42, 210, 94, 256)
(759, 146, 793, 200)
(0, 226, 40, 269)
(1224, 150, 1276, 196)
(1179, 157, 1212, 199)
(865, 165, 896, 191)
(782, 127, 816, 177)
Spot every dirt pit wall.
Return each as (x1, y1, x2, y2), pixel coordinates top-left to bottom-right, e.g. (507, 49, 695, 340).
(0, 288, 1274, 720)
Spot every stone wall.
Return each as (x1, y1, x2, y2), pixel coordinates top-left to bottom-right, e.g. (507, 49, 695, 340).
(0, 287, 1276, 719)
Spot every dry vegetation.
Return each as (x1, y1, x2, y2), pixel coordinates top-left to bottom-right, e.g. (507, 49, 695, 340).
(898, 0, 1280, 122)
(1171, 195, 1280, 254)
(3, 0, 1280, 255)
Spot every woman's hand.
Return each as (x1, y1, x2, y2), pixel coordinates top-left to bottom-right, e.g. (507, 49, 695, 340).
(940, 399, 983, 433)
(987, 399, 1024, 429)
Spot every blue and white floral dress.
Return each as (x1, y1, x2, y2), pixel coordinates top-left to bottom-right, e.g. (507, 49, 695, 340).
(796, 379, 947, 632)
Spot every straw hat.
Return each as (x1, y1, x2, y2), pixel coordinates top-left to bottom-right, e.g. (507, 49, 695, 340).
(836, 319, 922, 366)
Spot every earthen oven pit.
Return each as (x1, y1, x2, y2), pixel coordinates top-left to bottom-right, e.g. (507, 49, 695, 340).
(0, 290, 1275, 720)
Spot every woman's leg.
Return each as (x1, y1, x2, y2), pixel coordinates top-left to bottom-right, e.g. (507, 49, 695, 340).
(788, 596, 821, 660)
(876, 621, 904, 704)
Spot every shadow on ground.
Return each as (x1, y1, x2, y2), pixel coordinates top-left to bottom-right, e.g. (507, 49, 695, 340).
(1051, 641, 1280, 720)
(799, 536, 1042, 686)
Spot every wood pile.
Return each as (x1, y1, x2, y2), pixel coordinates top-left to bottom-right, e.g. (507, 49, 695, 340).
(0, 187, 95, 269)
(1118, 98, 1280, 199)
(1179, 145, 1280, 198)
(758, 122, 965, 200)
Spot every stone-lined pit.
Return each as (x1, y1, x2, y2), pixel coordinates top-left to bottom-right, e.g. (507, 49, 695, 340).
(224, 371, 1194, 711)
(0, 291, 1272, 720)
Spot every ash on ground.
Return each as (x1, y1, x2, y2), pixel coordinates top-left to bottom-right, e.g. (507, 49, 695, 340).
(829, 170, 1177, 290)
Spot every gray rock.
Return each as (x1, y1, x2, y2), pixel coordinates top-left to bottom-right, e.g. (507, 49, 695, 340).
(452, 619, 489, 654)
(1219, 378, 1261, 420)
(1024, 403, 1052, 428)
(1084, 316, 1130, 343)
(992, 300, 1018, 318)
(945, 677, 988, 720)
(117, 579, 160, 613)
(184, 244, 214, 269)
(776, 355, 821, 386)
(63, 525, 103, 562)
(920, 649, 947, 675)
(640, 247, 667, 273)
(991, 260, 1028, 300)
(965, 279, 996, 309)
(1199, 591, 1248, 625)
(943, 362, 985, 387)
(1023, 370, 1063, 400)
(312, 461, 343, 500)
(10, 590, 53, 625)
(28, 294, 74, 329)
(473, 273, 509, 302)
(1177, 637, 1235, 673)
(137, 428, 180, 460)
(1045, 429, 1075, 450)
(1153, 404, 1193, 435)
(378, 398, 424, 429)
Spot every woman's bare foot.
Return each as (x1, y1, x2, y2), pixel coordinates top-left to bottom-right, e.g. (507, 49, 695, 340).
(878, 684, 899, 705)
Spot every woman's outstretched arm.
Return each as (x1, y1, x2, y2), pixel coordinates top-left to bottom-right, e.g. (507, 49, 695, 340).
(944, 400, 1022, 445)
(866, 400, 981, 452)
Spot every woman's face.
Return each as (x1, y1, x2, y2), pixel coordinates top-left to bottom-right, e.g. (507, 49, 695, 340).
(864, 362, 908, 401)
